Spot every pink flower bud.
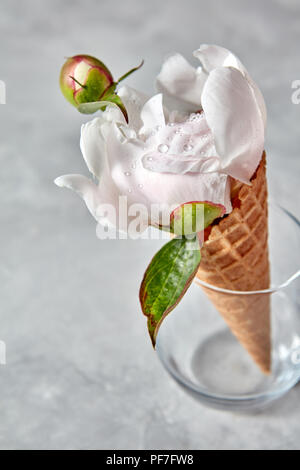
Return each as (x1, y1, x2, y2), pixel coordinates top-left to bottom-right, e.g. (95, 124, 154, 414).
(59, 55, 113, 107)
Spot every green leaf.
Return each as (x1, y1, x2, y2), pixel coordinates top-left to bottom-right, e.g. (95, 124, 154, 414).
(170, 201, 225, 235)
(101, 90, 128, 122)
(139, 236, 201, 346)
(77, 93, 128, 122)
(77, 100, 111, 114)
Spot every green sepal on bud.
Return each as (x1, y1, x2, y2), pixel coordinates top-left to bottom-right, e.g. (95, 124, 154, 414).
(59, 55, 144, 122)
(170, 201, 226, 236)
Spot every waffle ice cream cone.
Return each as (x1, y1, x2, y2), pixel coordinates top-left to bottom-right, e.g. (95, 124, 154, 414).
(196, 153, 271, 374)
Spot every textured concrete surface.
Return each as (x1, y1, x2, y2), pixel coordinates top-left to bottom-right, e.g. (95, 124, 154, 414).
(0, 0, 299, 449)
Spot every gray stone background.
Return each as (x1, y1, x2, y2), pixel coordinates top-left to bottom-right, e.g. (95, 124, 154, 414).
(0, 0, 299, 450)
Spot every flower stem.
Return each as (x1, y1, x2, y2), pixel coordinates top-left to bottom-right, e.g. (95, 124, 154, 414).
(117, 60, 144, 84)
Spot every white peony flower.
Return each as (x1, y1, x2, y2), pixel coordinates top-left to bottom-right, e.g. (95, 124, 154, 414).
(156, 44, 266, 182)
(55, 45, 266, 232)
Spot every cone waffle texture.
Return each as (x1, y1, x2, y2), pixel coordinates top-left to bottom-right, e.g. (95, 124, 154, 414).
(196, 153, 271, 374)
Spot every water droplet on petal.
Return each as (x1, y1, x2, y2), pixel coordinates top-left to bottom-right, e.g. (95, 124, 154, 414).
(131, 163, 136, 169)
(138, 184, 143, 189)
(183, 144, 193, 152)
(168, 122, 175, 127)
(128, 188, 132, 193)
(147, 157, 153, 161)
(175, 128, 181, 134)
(124, 171, 131, 176)
(158, 144, 169, 153)
(188, 112, 204, 122)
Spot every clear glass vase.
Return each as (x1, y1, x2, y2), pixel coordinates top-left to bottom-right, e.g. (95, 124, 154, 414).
(156, 202, 300, 411)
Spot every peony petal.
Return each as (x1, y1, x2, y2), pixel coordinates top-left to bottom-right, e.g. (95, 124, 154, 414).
(141, 113, 219, 174)
(194, 44, 245, 73)
(106, 121, 232, 222)
(194, 44, 267, 127)
(118, 85, 149, 132)
(54, 173, 121, 228)
(156, 53, 207, 112)
(140, 94, 165, 133)
(102, 102, 126, 123)
(106, 122, 148, 200)
(80, 117, 109, 178)
(54, 174, 103, 220)
(248, 79, 267, 129)
(79, 103, 127, 178)
(154, 113, 215, 156)
(143, 171, 232, 217)
(201, 67, 264, 182)
(142, 153, 220, 174)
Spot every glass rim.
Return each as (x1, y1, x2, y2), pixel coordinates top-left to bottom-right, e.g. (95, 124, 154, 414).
(194, 202, 300, 296)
